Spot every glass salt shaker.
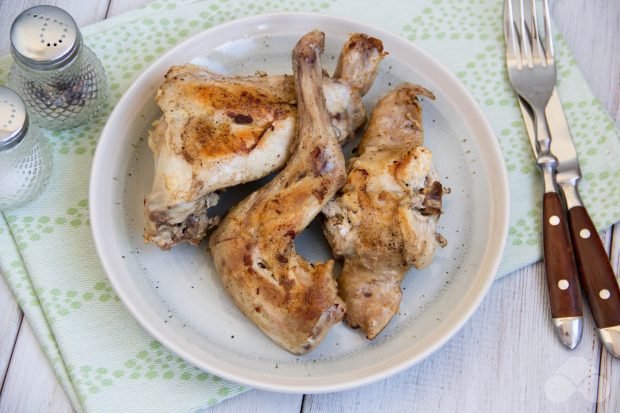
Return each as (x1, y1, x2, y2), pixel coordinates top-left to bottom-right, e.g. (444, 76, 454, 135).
(0, 86, 53, 210)
(8, 5, 108, 130)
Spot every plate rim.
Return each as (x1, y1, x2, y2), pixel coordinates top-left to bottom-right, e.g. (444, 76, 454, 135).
(90, 11, 509, 393)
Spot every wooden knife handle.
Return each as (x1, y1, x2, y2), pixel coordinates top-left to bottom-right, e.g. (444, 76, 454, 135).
(568, 206, 620, 328)
(542, 193, 583, 318)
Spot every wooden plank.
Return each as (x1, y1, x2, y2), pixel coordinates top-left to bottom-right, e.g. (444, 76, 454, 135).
(0, 0, 110, 56)
(0, 277, 22, 392)
(0, 321, 74, 413)
(303, 263, 601, 413)
(553, 1, 620, 409)
(1, 317, 300, 413)
(549, 0, 620, 124)
(209, 391, 302, 413)
(597, 223, 620, 412)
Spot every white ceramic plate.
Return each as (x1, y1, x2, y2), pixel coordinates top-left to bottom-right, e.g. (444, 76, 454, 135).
(90, 13, 509, 393)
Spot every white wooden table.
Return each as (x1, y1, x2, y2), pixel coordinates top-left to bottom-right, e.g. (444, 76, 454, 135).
(0, 1, 618, 412)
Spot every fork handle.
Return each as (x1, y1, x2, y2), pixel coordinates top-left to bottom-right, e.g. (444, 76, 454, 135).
(542, 192, 584, 320)
(567, 205, 620, 329)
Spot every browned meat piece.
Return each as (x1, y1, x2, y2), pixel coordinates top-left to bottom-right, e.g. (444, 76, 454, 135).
(209, 30, 347, 354)
(144, 34, 385, 250)
(322, 84, 447, 339)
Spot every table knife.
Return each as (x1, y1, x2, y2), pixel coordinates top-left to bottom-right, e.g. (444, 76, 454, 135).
(516, 93, 583, 349)
(519, 89, 620, 357)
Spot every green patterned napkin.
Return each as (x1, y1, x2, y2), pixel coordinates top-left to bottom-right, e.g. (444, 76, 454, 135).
(1, 0, 619, 411)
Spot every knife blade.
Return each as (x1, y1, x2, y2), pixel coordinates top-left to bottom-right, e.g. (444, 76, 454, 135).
(519, 90, 620, 358)
(516, 93, 583, 349)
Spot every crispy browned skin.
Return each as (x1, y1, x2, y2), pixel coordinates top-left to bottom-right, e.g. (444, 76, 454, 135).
(209, 31, 347, 355)
(144, 34, 385, 250)
(322, 84, 447, 339)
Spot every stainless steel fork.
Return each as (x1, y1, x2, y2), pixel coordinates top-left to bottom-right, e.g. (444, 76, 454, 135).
(505, 0, 556, 166)
(504, 0, 584, 349)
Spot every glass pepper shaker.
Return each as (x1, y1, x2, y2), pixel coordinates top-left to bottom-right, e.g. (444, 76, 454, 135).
(7, 5, 108, 130)
(0, 86, 53, 210)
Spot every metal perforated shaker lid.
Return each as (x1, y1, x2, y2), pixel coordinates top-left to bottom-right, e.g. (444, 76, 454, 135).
(10, 5, 81, 70)
(0, 87, 28, 151)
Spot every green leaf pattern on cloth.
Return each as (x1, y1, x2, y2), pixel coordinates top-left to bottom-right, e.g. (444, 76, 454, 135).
(5, 199, 90, 249)
(0, 0, 619, 412)
(66, 339, 247, 403)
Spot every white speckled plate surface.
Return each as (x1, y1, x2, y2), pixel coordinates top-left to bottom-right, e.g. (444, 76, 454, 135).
(90, 13, 509, 393)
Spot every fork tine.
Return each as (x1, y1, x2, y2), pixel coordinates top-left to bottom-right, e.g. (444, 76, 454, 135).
(504, 0, 520, 61)
(529, 0, 547, 66)
(518, 0, 533, 67)
(542, 0, 554, 62)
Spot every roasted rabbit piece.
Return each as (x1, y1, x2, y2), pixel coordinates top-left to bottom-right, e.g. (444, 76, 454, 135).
(209, 30, 347, 354)
(144, 34, 385, 250)
(322, 83, 447, 339)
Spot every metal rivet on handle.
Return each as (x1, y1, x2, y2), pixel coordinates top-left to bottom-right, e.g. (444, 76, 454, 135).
(558, 279, 569, 290)
(549, 215, 560, 226)
(579, 229, 591, 239)
(599, 289, 611, 300)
